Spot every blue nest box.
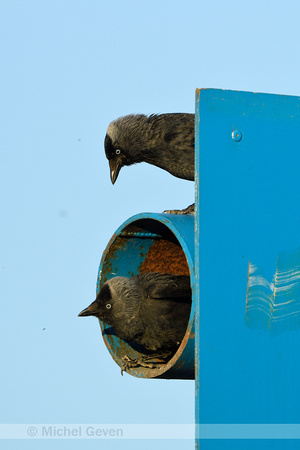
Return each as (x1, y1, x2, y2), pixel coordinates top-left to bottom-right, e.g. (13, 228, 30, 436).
(195, 89, 300, 448)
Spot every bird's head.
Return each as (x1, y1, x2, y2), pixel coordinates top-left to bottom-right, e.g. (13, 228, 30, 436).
(78, 276, 138, 327)
(104, 132, 128, 185)
(78, 282, 116, 323)
(104, 117, 137, 185)
(104, 114, 152, 184)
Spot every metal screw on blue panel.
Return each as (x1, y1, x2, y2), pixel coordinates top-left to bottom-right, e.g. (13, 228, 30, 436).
(232, 129, 242, 142)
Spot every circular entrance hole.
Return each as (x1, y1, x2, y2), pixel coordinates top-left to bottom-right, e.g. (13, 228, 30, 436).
(97, 214, 195, 379)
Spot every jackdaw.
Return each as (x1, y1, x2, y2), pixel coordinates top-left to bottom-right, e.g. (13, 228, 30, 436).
(104, 113, 195, 214)
(78, 272, 192, 373)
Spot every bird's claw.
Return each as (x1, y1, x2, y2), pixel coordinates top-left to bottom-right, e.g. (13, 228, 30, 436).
(163, 203, 195, 215)
(120, 354, 171, 375)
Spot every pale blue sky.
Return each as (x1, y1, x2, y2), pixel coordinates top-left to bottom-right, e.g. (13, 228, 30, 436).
(1, 1, 300, 449)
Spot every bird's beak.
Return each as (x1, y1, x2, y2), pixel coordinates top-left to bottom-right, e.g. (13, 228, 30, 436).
(78, 299, 101, 318)
(78, 306, 94, 317)
(109, 158, 122, 184)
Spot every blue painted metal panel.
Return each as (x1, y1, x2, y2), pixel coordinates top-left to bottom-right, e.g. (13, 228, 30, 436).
(96, 212, 195, 379)
(195, 89, 300, 448)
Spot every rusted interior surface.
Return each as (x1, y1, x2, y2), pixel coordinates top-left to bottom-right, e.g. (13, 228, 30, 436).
(122, 218, 190, 276)
(139, 238, 190, 276)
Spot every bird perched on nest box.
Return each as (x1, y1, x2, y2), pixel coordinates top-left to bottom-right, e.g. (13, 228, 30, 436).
(104, 113, 195, 214)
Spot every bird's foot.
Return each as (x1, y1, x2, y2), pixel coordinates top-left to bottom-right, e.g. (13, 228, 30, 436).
(120, 353, 171, 375)
(163, 203, 195, 215)
(121, 355, 157, 375)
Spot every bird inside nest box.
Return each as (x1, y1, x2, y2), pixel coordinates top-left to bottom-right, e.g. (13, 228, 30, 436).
(86, 212, 195, 379)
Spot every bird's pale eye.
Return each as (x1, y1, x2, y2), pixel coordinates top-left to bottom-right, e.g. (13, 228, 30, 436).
(106, 303, 112, 309)
(115, 149, 121, 155)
